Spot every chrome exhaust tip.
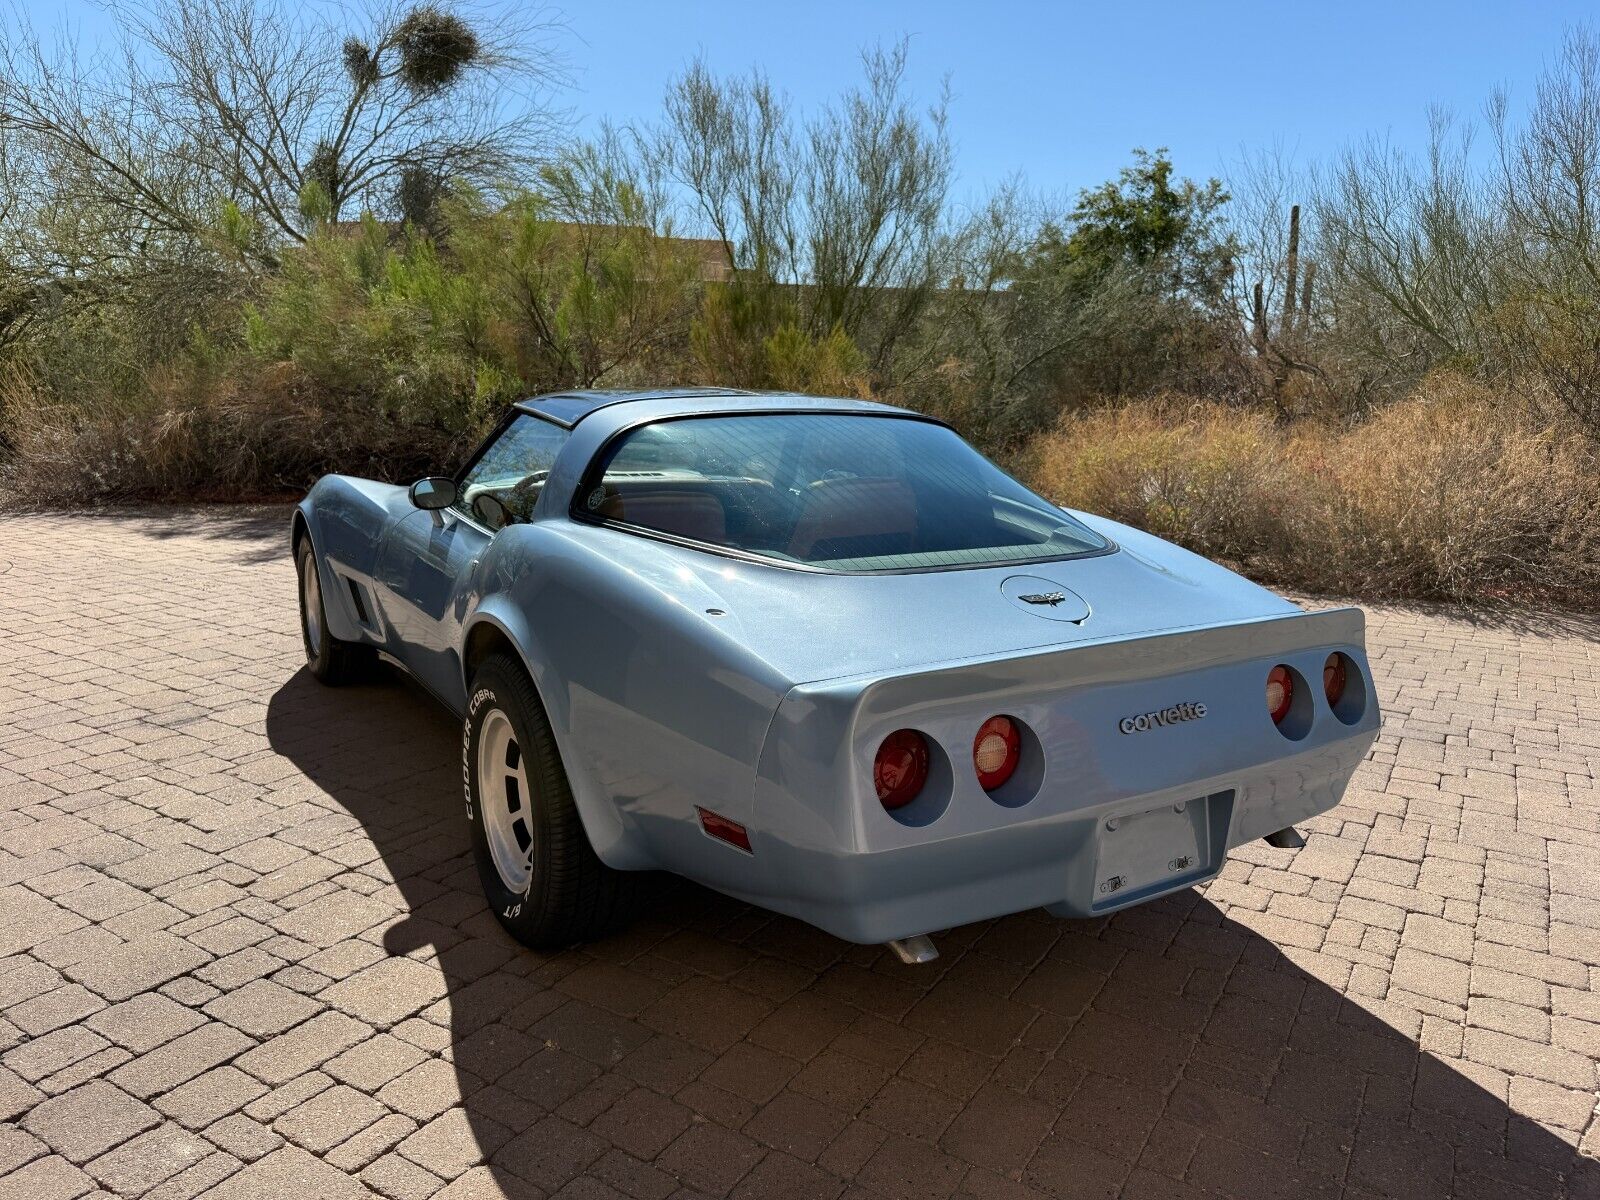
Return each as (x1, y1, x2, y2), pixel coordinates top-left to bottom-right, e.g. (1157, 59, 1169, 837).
(885, 935, 939, 964)
(1264, 826, 1306, 850)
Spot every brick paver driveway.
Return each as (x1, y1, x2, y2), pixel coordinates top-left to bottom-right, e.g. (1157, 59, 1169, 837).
(1, 508, 1597, 1200)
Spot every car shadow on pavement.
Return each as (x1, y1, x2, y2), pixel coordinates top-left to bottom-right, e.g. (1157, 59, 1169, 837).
(265, 666, 1596, 1200)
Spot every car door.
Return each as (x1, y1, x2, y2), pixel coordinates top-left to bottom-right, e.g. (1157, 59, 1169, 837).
(373, 412, 571, 709)
(373, 506, 490, 708)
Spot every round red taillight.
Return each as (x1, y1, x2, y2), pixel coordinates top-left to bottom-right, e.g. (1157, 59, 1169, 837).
(1324, 653, 1348, 707)
(973, 716, 1021, 791)
(1266, 665, 1294, 724)
(874, 730, 929, 810)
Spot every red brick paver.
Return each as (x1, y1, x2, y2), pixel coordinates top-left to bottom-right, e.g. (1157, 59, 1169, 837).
(1, 508, 1597, 1199)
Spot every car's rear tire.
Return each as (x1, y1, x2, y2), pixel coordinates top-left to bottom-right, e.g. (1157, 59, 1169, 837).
(464, 653, 641, 949)
(296, 538, 371, 685)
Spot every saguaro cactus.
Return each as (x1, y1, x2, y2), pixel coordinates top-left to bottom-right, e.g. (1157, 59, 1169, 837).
(1281, 205, 1301, 339)
(1253, 204, 1314, 347)
(1251, 204, 1317, 415)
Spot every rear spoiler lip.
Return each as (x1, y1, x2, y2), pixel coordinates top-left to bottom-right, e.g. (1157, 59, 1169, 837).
(789, 605, 1368, 696)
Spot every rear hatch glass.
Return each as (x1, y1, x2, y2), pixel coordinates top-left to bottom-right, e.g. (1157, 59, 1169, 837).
(581, 413, 1109, 573)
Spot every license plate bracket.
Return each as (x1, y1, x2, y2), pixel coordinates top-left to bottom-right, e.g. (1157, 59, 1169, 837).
(1092, 793, 1223, 911)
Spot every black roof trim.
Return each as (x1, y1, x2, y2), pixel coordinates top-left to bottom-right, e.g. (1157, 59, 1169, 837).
(513, 388, 758, 429)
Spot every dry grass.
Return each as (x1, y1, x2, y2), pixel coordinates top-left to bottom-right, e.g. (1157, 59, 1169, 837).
(0, 363, 471, 504)
(7, 362, 1597, 609)
(1027, 375, 1600, 607)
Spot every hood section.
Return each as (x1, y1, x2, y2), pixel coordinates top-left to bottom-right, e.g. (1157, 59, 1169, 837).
(570, 510, 1298, 686)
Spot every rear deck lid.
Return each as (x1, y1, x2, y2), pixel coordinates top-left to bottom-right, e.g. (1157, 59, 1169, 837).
(583, 512, 1304, 684)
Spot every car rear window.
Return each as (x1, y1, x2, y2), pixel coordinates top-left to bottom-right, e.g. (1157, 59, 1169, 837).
(578, 413, 1110, 572)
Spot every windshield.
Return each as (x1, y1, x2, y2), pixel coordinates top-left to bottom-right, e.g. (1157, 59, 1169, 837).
(579, 413, 1110, 572)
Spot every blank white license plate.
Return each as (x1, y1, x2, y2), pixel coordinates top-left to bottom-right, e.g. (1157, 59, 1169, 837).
(1092, 796, 1210, 909)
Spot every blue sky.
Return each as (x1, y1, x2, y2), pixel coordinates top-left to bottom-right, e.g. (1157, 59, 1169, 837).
(28, 0, 1597, 204)
(562, 0, 1591, 200)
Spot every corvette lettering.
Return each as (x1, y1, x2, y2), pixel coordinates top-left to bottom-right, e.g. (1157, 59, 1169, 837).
(1119, 701, 1207, 734)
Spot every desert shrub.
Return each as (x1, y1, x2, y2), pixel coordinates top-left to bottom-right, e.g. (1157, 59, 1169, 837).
(243, 214, 514, 436)
(0, 181, 709, 501)
(1028, 374, 1600, 606)
(653, 43, 952, 387)
(1027, 397, 1284, 561)
(0, 358, 465, 503)
(1290, 376, 1600, 601)
(247, 191, 703, 405)
(690, 284, 870, 395)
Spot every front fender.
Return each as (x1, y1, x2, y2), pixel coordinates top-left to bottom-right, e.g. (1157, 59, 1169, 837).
(297, 475, 415, 647)
(294, 493, 362, 644)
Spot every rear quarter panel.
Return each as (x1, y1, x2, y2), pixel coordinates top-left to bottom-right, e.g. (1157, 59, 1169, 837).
(465, 523, 796, 879)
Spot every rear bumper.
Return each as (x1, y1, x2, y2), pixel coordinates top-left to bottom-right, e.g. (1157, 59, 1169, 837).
(737, 606, 1380, 944)
(736, 732, 1370, 943)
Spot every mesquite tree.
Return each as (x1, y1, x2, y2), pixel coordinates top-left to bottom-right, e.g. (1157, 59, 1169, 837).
(0, 0, 563, 263)
(648, 42, 955, 385)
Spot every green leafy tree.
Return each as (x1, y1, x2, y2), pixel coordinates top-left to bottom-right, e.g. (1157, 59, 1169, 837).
(1001, 149, 1239, 403)
(1021, 148, 1236, 307)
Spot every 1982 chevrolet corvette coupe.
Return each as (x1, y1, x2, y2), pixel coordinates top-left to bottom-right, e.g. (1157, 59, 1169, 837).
(293, 388, 1380, 961)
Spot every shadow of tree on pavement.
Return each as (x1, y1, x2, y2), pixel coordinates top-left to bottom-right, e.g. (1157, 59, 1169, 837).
(73, 506, 292, 565)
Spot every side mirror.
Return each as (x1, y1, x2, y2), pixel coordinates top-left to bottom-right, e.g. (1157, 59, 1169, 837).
(471, 492, 514, 532)
(409, 477, 457, 510)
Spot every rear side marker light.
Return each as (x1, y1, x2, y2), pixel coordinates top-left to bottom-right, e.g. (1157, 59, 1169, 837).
(1266, 665, 1294, 724)
(1324, 653, 1348, 706)
(875, 729, 930, 810)
(973, 716, 1021, 791)
(696, 807, 752, 853)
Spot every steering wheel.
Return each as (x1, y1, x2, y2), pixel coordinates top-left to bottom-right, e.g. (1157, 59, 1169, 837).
(503, 469, 550, 522)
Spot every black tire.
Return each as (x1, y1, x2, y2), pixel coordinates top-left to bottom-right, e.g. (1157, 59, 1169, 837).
(295, 538, 371, 685)
(464, 654, 641, 949)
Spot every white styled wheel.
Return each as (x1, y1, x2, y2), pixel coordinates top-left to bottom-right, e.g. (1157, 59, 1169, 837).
(463, 654, 644, 948)
(476, 706, 535, 894)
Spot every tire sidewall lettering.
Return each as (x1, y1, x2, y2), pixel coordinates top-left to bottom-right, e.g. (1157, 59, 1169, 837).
(465, 680, 538, 909)
(463, 686, 498, 825)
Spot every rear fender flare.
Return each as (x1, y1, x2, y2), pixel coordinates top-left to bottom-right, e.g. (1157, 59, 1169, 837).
(461, 602, 650, 870)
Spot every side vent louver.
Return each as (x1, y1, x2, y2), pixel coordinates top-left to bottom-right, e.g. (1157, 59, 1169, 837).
(346, 579, 372, 627)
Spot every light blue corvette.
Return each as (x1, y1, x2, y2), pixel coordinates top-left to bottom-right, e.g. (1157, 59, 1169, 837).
(292, 388, 1380, 960)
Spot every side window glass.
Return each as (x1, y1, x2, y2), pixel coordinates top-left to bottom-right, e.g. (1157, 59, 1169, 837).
(458, 415, 569, 525)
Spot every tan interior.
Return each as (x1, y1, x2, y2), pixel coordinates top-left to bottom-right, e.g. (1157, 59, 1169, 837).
(786, 478, 918, 559)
